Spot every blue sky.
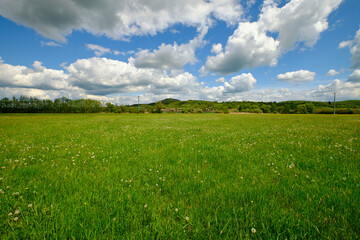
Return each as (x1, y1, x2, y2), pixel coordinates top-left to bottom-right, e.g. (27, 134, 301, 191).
(0, 0, 359, 104)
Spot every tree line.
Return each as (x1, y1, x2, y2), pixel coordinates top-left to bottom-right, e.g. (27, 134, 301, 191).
(1, 96, 359, 114)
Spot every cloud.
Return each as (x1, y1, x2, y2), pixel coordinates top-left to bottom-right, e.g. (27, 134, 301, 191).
(66, 57, 201, 95)
(41, 41, 61, 47)
(277, 70, 316, 84)
(223, 73, 256, 93)
(260, 0, 343, 50)
(0, 0, 242, 43)
(134, 26, 208, 70)
(205, 0, 343, 74)
(86, 44, 111, 57)
(206, 22, 280, 74)
(312, 79, 360, 100)
(350, 29, 360, 69)
(246, 0, 256, 8)
(1, 57, 358, 105)
(0, 60, 69, 90)
(215, 77, 225, 83)
(339, 28, 360, 69)
(134, 42, 197, 70)
(327, 69, 340, 76)
(339, 40, 353, 49)
(0, 56, 256, 103)
(348, 69, 360, 82)
(211, 43, 223, 54)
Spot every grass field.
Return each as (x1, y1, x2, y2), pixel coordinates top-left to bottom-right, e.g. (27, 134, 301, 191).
(0, 113, 359, 239)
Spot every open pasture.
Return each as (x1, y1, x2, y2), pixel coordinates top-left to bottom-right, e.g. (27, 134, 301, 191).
(0, 114, 359, 239)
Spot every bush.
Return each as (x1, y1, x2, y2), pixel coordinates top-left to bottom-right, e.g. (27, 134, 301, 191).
(249, 108, 263, 114)
(154, 101, 163, 113)
(315, 107, 333, 114)
(315, 107, 353, 114)
(353, 109, 360, 114)
(336, 108, 354, 114)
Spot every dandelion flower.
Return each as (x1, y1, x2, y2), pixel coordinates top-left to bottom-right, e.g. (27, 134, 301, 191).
(251, 228, 256, 234)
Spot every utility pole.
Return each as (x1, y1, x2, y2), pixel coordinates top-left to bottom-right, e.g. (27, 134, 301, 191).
(333, 92, 336, 115)
(137, 96, 140, 114)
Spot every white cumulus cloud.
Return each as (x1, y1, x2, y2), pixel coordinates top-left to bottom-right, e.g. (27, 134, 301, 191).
(348, 69, 360, 82)
(277, 70, 316, 84)
(211, 43, 223, 54)
(350, 29, 360, 69)
(206, 22, 280, 74)
(0, 0, 242, 43)
(205, 0, 343, 74)
(66, 57, 201, 95)
(215, 77, 225, 83)
(86, 44, 112, 57)
(339, 40, 353, 49)
(327, 69, 340, 76)
(223, 73, 256, 93)
(41, 41, 62, 47)
(0, 60, 69, 90)
(134, 27, 208, 70)
(338, 28, 360, 69)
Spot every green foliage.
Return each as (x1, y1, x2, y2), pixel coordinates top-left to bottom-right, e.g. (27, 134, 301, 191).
(154, 101, 163, 113)
(335, 108, 354, 114)
(261, 104, 272, 113)
(296, 104, 309, 114)
(106, 102, 115, 113)
(222, 106, 229, 114)
(1, 97, 360, 114)
(315, 107, 334, 114)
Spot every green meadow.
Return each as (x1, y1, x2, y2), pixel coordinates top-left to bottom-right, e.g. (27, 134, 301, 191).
(0, 113, 359, 239)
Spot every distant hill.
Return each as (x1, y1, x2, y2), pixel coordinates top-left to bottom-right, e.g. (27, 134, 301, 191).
(148, 98, 180, 106)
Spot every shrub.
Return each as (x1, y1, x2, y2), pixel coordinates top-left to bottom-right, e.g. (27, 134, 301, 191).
(315, 107, 333, 114)
(249, 108, 263, 114)
(336, 108, 354, 114)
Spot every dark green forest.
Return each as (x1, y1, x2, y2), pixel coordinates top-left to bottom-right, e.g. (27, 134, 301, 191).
(1, 96, 359, 114)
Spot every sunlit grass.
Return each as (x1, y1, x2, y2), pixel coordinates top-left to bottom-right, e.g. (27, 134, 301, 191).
(0, 113, 359, 239)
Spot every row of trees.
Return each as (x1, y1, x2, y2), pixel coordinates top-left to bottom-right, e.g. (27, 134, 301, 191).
(163, 99, 359, 114)
(0, 96, 103, 113)
(1, 96, 359, 114)
(0, 96, 164, 113)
